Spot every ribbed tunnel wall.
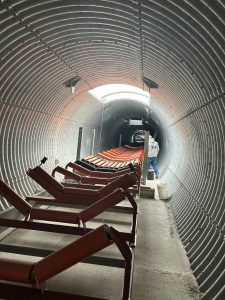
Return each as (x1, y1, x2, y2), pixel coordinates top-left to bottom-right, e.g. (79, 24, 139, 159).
(0, 1, 224, 299)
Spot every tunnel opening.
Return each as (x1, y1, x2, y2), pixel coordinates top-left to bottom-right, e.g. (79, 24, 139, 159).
(89, 84, 167, 178)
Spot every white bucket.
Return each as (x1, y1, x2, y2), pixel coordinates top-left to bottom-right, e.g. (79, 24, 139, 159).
(157, 182, 169, 200)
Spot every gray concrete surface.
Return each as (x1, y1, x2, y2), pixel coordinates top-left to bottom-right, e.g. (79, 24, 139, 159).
(131, 179, 200, 300)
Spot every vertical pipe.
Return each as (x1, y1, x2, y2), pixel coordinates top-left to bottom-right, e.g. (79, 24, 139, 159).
(119, 134, 122, 147)
(141, 131, 149, 185)
(90, 129, 96, 155)
(76, 127, 83, 161)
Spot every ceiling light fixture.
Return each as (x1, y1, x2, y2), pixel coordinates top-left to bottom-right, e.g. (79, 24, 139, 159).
(64, 75, 81, 93)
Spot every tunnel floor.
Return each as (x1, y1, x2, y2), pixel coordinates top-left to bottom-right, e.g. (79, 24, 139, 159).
(0, 181, 200, 299)
(132, 180, 200, 299)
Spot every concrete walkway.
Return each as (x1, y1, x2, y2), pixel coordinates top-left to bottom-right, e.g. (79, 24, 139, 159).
(131, 179, 200, 300)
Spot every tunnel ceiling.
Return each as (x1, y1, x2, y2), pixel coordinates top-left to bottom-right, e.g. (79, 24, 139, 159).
(0, 0, 224, 118)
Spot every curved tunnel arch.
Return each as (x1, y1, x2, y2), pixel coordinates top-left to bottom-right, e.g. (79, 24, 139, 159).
(0, 1, 224, 299)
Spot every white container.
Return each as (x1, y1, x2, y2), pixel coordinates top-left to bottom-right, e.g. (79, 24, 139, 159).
(157, 182, 169, 200)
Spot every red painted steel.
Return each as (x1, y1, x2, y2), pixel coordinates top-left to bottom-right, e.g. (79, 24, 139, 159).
(0, 258, 34, 283)
(33, 225, 112, 284)
(0, 178, 81, 224)
(27, 166, 137, 205)
(52, 166, 111, 185)
(79, 188, 125, 223)
(107, 226, 133, 300)
(0, 225, 133, 299)
(29, 207, 79, 224)
(62, 182, 100, 189)
(0, 218, 131, 241)
(0, 177, 136, 237)
(52, 166, 81, 181)
(0, 145, 142, 299)
(123, 190, 138, 245)
(96, 146, 144, 163)
(65, 160, 142, 186)
(65, 162, 92, 175)
(0, 179, 32, 216)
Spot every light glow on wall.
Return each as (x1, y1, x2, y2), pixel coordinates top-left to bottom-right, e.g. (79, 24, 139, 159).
(89, 84, 151, 106)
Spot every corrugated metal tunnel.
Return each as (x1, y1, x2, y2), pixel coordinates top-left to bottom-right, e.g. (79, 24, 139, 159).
(0, 1, 224, 299)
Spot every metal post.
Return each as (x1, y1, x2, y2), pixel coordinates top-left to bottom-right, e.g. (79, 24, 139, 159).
(141, 131, 150, 185)
(90, 129, 96, 155)
(76, 127, 83, 161)
(119, 134, 122, 147)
